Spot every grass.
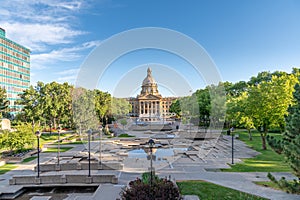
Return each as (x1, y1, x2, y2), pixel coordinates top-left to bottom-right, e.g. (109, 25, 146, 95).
(53, 140, 88, 145)
(60, 140, 88, 145)
(22, 156, 37, 163)
(40, 133, 73, 145)
(254, 181, 282, 191)
(221, 130, 292, 172)
(254, 180, 300, 194)
(177, 180, 267, 200)
(0, 164, 17, 175)
(43, 146, 73, 153)
(118, 133, 135, 138)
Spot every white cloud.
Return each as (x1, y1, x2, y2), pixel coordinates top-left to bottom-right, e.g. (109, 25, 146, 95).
(31, 40, 100, 69)
(56, 68, 80, 83)
(57, 75, 78, 82)
(0, 0, 99, 85)
(57, 68, 80, 76)
(2, 22, 86, 51)
(0, 0, 90, 51)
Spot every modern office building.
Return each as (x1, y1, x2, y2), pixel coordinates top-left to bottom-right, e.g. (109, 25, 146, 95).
(0, 27, 30, 116)
(128, 67, 177, 122)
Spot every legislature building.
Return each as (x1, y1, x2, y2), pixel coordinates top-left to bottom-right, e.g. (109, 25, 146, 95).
(128, 68, 177, 122)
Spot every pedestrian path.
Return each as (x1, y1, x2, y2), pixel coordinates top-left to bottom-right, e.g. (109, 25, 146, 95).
(0, 133, 299, 200)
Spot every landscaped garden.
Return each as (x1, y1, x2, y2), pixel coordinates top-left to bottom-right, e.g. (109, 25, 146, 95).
(177, 180, 267, 200)
(221, 130, 292, 172)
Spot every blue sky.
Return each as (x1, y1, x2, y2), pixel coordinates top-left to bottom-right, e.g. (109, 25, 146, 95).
(1, 0, 300, 97)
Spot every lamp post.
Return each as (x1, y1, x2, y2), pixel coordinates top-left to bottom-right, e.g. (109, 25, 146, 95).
(49, 122, 52, 135)
(35, 130, 41, 178)
(32, 121, 35, 135)
(88, 129, 92, 177)
(231, 129, 234, 164)
(57, 126, 61, 166)
(148, 139, 155, 188)
(99, 125, 103, 169)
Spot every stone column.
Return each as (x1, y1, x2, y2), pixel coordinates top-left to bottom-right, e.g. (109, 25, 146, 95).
(147, 102, 149, 115)
(139, 101, 142, 115)
(143, 101, 145, 114)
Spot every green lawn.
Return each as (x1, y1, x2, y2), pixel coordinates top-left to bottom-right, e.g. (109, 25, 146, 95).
(254, 180, 300, 194)
(22, 156, 37, 163)
(177, 180, 267, 200)
(0, 164, 17, 175)
(59, 140, 88, 145)
(254, 181, 281, 191)
(222, 130, 291, 172)
(43, 146, 73, 153)
(40, 133, 74, 145)
(118, 133, 135, 138)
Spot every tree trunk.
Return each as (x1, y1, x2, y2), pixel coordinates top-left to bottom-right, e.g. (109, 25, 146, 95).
(248, 129, 252, 141)
(261, 133, 267, 150)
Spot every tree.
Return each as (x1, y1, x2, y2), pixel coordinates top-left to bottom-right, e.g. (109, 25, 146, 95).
(94, 90, 111, 124)
(207, 83, 226, 129)
(41, 82, 73, 128)
(266, 78, 300, 193)
(119, 118, 127, 130)
(0, 88, 9, 118)
(247, 74, 297, 149)
(226, 92, 255, 140)
(0, 122, 39, 154)
(268, 81, 300, 178)
(72, 87, 98, 133)
(169, 99, 181, 118)
(17, 83, 43, 123)
(18, 82, 73, 128)
(110, 97, 131, 120)
(195, 88, 210, 127)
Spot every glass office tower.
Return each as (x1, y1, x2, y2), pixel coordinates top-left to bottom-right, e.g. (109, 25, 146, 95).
(0, 27, 30, 116)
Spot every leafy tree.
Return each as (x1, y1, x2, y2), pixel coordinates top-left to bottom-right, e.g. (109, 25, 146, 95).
(207, 83, 226, 129)
(169, 99, 181, 118)
(0, 122, 39, 154)
(247, 74, 297, 149)
(72, 87, 98, 133)
(119, 118, 127, 130)
(0, 88, 9, 118)
(267, 79, 300, 193)
(110, 97, 131, 119)
(18, 82, 73, 128)
(195, 88, 210, 127)
(41, 82, 73, 128)
(94, 90, 111, 124)
(17, 83, 43, 123)
(268, 80, 300, 178)
(226, 91, 255, 140)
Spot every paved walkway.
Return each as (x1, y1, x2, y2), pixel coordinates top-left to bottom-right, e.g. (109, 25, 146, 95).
(0, 133, 299, 200)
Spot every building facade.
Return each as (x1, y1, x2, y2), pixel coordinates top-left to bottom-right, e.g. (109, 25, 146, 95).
(0, 27, 30, 115)
(128, 68, 177, 122)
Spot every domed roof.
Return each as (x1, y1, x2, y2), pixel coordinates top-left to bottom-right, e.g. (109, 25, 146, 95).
(142, 67, 156, 86)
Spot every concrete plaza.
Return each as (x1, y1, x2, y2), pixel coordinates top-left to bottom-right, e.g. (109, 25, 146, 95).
(0, 127, 299, 200)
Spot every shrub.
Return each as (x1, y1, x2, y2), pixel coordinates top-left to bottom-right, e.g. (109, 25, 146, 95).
(268, 172, 300, 194)
(141, 172, 159, 184)
(120, 176, 182, 200)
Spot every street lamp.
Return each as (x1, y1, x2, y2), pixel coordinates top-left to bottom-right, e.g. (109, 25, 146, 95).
(98, 125, 103, 169)
(35, 130, 42, 178)
(88, 129, 92, 177)
(231, 128, 234, 164)
(49, 122, 52, 135)
(148, 139, 155, 188)
(57, 126, 61, 166)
